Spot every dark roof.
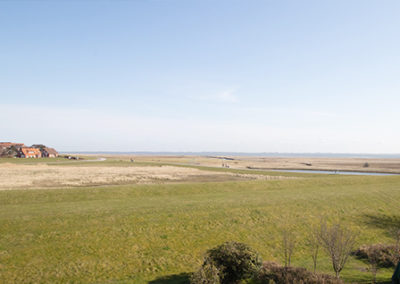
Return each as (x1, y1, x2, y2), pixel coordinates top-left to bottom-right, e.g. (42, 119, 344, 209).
(44, 148, 58, 155)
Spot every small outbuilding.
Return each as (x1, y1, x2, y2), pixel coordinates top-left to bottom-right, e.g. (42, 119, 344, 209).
(41, 147, 59, 158)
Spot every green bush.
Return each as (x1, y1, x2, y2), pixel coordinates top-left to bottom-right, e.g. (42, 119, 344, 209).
(255, 262, 343, 284)
(190, 258, 220, 284)
(205, 241, 262, 284)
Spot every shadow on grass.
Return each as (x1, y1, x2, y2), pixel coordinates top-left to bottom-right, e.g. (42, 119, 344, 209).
(362, 213, 400, 237)
(148, 272, 190, 284)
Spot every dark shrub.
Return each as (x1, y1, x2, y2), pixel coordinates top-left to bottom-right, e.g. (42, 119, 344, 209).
(204, 242, 262, 284)
(0, 145, 19, 158)
(254, 262, 343, 284)
(352, 244, 399, 268)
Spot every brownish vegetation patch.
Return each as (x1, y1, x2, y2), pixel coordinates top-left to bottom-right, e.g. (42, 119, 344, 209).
(0, 163, 294, 190)
(117, 155, 400, 174)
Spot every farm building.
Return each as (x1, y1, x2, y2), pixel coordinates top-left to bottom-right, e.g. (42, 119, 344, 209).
(1, 142, 59, 158)
(41, 147, 58, 158)
(19, 147, 42, 158)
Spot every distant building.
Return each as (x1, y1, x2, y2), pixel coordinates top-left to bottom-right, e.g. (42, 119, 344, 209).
(0, 142, 25, 150)
(1, 142, 59, 158)
(19, 147, 42, 158)
(41, 147, 58, 158)
(0, 142, 26, 157)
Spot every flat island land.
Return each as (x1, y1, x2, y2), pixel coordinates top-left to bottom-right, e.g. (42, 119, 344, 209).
(1, 155, 400, 283)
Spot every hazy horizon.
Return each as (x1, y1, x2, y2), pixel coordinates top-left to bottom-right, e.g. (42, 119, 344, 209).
(1, 1, 399, 153)
(62, 151, 400, 159)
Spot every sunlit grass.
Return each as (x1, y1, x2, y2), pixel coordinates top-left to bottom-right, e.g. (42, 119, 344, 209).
(1, 174, 400, 283)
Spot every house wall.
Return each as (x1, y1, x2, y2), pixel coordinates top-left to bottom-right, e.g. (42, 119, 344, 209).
(20, 148, 42, 158)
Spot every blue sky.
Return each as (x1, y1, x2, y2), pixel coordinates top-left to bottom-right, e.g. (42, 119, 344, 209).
(1, 1, 399, 152)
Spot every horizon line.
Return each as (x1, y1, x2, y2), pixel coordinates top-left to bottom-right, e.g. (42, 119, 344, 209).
(60, 151, 400, 157)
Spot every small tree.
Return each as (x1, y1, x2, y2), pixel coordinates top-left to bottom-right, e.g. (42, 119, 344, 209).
(366, 246, 380, 283)
(318, 220, 357, 279)
(282, 228, 296, 267)
(205, 241, 262, 284)
(307, 226, 320, 273)
(32, 144, 46, 150)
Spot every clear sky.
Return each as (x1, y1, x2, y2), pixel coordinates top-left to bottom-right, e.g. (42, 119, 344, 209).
(1, 0, 399, 153)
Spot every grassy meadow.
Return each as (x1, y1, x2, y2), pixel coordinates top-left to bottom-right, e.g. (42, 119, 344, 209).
(0, 158, 400, 283)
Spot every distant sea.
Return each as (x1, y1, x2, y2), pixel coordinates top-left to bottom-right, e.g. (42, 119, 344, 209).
(61, 152, 400, 159)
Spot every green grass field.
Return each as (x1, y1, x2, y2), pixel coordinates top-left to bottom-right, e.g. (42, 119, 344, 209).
(1, 162, 399, 283)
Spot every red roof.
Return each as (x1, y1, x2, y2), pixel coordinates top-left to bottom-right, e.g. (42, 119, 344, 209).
(21, 147, 41, 157)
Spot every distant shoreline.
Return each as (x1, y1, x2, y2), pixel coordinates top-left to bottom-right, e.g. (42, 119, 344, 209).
(60, 151, 400, 159)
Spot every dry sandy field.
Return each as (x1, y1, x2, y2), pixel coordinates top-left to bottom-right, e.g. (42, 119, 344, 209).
(2, 154, 399, 190)
(91, 154, 400, 173)
(0, 163, 292, 190)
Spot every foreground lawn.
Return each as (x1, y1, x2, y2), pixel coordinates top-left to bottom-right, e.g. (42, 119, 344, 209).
(1, 174, 400, 283)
